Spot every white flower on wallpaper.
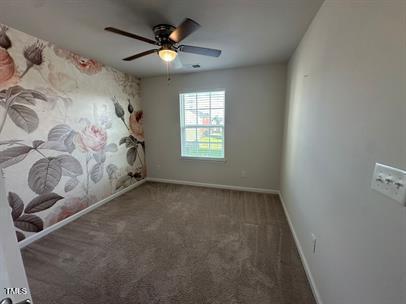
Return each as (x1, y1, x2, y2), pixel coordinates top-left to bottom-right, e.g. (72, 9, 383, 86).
(0, 24, 145, 242)
(47, 63, 78, 93)
(109, 69, 140, 99)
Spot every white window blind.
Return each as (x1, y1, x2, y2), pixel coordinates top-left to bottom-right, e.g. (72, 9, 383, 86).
(179, 91, 225, 159)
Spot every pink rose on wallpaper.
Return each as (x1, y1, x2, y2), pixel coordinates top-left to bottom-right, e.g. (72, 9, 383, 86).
(75, 125, 107, 152)
(71, 55, 103, 75)
(53, 46, 103, 75)
(129, 110, 144, 142)
(0, 25, 16, 86)
(46, 196, 96, 227)
(0, 48, 15, 83)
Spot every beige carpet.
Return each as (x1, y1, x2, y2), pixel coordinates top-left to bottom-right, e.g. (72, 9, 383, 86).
(22, 182, 316, 304)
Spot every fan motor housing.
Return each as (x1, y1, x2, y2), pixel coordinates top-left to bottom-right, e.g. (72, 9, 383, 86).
(153, 24, 176, 44)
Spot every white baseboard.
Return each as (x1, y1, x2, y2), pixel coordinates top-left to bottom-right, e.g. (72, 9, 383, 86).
(19, 178, 147, 249)
(146, 177, 279, 194)
(279, 193, 323, 304)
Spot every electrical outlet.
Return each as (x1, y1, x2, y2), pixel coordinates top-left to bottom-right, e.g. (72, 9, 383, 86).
(311, 233, 317, 254)
(371, 163, 406, 206)
(240, 170, 247, 178)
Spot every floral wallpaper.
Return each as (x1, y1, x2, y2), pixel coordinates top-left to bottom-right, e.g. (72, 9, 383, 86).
(0, 24, 145, 242)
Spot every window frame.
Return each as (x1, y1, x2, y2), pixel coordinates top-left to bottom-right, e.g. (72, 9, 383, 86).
(179, 90, 226, 162)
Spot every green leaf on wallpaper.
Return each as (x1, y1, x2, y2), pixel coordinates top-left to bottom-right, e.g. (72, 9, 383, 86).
(105, 143, 118, 153)
(126, 146, 137, 166)
(14, 214, 43, 232)
(56, 154, 83, 176)
(115, 174, 131, 190)
(129, 135, 138, 144)
(90, 162, 104, 183)
(2, 86, 47, 106)
(7, 104, 39, 133)
(48, 124, 73, 141)
(14, 89, 47, 104)
(63, 130, 77, 152)
(16, 231, 25, 242)
(0, 145, 33, 168)
(119, 136, 136, 148)
(44, 124, 77, 153)
(25, 192, 64, 214)
(93, 151, 106, 164)
(12, 95, 37, 106)
(119, 136, 128, 146)
(40, 139, 75, 153)
(32, 140, 45, 148)
(0, 86, 23, 106)
(106, 164, 118, 180)
(0, 139, 23, 146)
(8, 192, 24, 221)
(1, 86, 23, 97)
(28, 157, 62, 194)
(64, 177, 79, 192)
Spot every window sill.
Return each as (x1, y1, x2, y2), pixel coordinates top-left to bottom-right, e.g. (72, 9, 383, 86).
(180, 156, 227, 163)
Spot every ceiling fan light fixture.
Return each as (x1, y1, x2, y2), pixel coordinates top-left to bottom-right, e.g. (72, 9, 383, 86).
(159, 48, 177, 62)
(105, 18, 222, 64)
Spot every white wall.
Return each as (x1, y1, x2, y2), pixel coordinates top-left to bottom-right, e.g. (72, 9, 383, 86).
(281, 1, 406, 304)
(142, 64, 286, 190)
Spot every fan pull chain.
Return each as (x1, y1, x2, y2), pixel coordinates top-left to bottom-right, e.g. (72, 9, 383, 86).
(166, 61, 171, 84)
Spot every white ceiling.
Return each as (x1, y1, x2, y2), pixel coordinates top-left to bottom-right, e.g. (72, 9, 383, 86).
(0, 0, 323, 78)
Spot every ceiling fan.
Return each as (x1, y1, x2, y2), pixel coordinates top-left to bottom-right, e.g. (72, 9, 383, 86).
(105, 18, 221, 64)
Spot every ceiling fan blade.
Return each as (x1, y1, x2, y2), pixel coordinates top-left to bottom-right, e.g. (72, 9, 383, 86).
(172, 55, 184, 69)
(179, 45, 221, 57)
(169, 18, 200, 43)
(123, 49, 157, 61)
(105, 27, 158, 46)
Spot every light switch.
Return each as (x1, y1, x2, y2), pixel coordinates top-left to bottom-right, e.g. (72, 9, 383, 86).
(371, 163, 406, 206)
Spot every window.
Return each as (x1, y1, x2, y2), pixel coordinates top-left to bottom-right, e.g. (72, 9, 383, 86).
(180, 91, 225, 160)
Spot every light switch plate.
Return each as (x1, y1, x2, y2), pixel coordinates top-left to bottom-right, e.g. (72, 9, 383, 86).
(371, 163, 406, 206)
